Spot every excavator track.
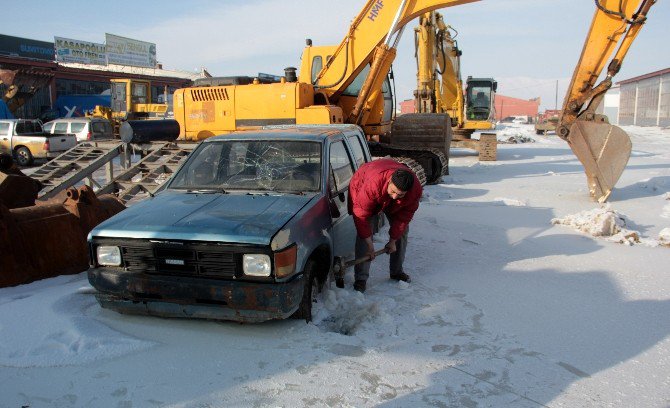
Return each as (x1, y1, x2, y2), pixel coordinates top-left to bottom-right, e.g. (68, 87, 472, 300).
(368, 142, 447, 184)
(371, 113, 452, 184)
(393, 157, 428, 186)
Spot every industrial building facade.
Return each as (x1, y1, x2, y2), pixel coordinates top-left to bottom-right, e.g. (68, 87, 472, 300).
(617, 67, 670, 127)
(0, 34, 198, 120)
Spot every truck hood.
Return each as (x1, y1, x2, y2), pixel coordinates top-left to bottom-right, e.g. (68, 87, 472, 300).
(90, 191, 314, 245)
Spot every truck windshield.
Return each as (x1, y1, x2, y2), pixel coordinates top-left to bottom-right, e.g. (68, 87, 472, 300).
(169, 140, 322, 193)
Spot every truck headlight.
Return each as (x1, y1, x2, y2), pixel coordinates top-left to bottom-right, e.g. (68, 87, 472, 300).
(97, 246, 121, 266)
(243, 254, 271, 277)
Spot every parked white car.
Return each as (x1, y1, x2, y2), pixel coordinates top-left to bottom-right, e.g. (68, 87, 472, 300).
(43, 117, 114, 142)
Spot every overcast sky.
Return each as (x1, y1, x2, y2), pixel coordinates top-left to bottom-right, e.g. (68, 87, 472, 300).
(3, 0, 669, 111)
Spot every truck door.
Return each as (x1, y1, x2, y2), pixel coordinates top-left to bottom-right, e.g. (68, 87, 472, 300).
(327, 138, 357, 261)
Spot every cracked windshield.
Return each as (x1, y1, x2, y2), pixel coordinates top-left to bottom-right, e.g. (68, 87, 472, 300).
(169, 140, 322, 193)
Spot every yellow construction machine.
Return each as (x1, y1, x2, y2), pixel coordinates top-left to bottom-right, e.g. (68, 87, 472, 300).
(413, 11, 496, 138)
(171, 0, 654, 201)
(89, 78, 168, 136)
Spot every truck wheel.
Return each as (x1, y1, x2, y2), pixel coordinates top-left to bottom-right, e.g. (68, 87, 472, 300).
(14, 147, 33, 166)
(291, 259, 319, 322)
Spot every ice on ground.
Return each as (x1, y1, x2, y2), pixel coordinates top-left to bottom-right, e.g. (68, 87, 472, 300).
(0, 276, 155, 368)
(494, 197, 528, 207)
(662, 203, 670, 219)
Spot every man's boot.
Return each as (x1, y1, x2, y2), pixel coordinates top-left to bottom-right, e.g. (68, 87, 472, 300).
(390, 271, 411, 283)
(353, 280, 367, 293)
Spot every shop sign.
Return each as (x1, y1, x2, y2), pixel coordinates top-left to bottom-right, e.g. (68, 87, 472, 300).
(105, 33, 156, 68)
(54, 36, 106, 65)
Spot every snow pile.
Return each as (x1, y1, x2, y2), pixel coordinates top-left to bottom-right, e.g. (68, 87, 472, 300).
(312, 286, 385, 336)
(503, 135, 536, 144)
(659, 228, 670, 247)
(551, 205, 642, 245)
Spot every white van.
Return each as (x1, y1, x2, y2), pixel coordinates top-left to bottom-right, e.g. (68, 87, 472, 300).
(43, 117, 114, 142)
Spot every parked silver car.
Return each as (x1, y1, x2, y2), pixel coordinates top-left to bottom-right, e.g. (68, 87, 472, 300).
(43, 117, 114, 142)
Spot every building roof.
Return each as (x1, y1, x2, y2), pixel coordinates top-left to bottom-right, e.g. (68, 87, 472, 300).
(616, 67, 670, 85)
(57, 62, 207, 81)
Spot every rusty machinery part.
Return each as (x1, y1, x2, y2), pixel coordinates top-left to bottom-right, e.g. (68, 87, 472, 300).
(0, 68, 54, 114)
(0, 153, 14, 171)
(0, 154, 43, 209)
(0, 171, 41, 210)
(0, 185, 125, 288)
(393, 156, 428, 186)
(368, 142, 447, 184)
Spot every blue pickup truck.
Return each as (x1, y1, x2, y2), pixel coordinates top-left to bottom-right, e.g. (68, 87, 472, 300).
(87, 125, 373, 322)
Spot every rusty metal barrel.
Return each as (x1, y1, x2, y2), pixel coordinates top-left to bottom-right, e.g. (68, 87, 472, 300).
(0, 185, 125, 288)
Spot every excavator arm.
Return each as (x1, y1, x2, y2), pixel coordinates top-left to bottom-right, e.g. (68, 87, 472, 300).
(311, 0, 478, 124)
(558, 0, 655, 202)
(414, 11, 464, 121)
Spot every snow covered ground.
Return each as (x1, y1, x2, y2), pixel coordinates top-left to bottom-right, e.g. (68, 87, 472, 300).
(1, 123, 669, 407)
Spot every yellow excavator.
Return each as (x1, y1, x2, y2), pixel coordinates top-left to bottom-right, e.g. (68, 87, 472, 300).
(89, 78, 168, 136)
(171, 0, 654, 201)
(413, 11, 496, 138)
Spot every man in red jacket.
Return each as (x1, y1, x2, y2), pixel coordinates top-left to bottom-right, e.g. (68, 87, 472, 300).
(348, 158, 423, 292)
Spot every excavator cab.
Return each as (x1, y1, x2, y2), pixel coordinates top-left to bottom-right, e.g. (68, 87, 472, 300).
(110, 79, 167, 121)
(465, 77, 496, 121)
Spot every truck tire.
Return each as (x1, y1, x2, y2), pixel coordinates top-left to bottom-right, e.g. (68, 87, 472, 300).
(291, 259, 319, 322)
(14, 146, 33, 166)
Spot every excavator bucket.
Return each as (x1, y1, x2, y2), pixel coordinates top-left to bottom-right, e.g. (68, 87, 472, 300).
(567, 120, 632, 203)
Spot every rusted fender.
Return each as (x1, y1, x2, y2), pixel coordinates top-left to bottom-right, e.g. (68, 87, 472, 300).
(0, 185, 125, 288)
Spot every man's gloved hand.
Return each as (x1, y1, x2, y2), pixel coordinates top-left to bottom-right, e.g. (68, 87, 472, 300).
(385, 239, 397, 254)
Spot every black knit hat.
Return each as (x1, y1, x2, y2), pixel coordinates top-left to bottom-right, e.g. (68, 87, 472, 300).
(391, 169, 414, 192)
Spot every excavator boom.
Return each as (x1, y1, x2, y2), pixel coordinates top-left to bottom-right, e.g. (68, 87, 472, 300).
(558, 0, 655, 202)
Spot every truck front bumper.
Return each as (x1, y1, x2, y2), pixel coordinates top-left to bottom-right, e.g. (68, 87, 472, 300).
(88, 267, 304, 323)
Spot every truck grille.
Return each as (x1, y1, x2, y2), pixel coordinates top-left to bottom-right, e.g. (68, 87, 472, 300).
(95, 239, 269, 280)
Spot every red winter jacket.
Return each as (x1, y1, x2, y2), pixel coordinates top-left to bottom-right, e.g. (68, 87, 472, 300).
(347, 159, 422, 240)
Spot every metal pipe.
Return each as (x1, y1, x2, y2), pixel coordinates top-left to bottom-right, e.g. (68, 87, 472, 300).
(384, 0, 409, 48)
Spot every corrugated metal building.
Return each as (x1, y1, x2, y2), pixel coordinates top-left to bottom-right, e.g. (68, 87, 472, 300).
(617, 67, 670, 127)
